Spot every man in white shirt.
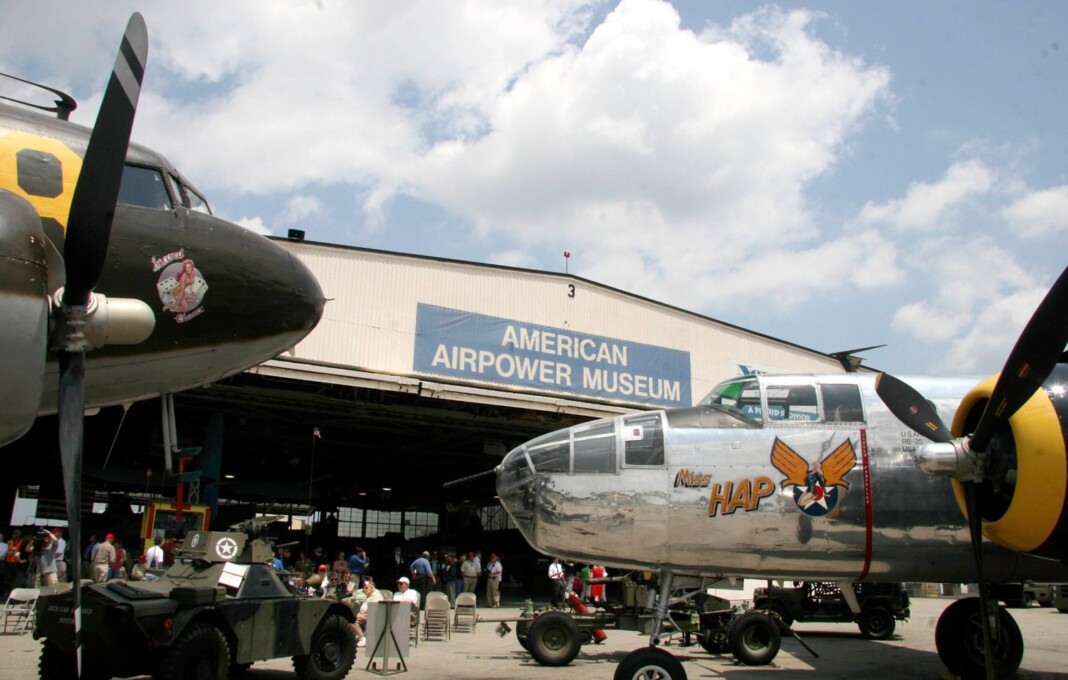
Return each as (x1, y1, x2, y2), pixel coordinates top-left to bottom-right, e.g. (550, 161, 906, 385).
(548, 557, 566, 606)
(353, 579, 384, 647)
(394, 576, 420, 629)
(145, 536, 165, 571)
(486, 554, 503, 608)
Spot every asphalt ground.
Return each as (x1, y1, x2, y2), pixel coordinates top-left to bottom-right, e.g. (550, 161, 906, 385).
(2, 596, 1066, 679)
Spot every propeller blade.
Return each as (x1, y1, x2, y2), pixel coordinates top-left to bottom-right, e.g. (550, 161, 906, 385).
(969, 265, 1068, 452)
(875, 373, 953, 443)
(55, 15, 148, 678)
(62, 13, 148, 306)
(964, 482, 997, 680)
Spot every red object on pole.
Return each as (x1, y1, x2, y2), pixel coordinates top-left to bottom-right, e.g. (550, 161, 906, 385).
(567, 592, 607, 642)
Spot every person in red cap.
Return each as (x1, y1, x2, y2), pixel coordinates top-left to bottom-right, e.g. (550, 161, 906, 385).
(486, 553, 503, 607)
(93, 533, 116, 583)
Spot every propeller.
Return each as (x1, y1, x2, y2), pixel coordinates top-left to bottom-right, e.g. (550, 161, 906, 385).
(875, 264, 1068, 680)
(54, 14, 148, 677)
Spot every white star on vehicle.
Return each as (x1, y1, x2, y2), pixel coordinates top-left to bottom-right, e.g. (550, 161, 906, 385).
(216, 537, 239, 560)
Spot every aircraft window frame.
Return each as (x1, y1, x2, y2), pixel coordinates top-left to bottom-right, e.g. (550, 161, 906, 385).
(572, 421, 617, 474)
(170, 172, 212, 215)
(763, 383, 820, 423)
(622, 412, 665, 467)
(821, 383, 865, 422)
(527, 429, 571, 474)
(699, 378, 763, 423)
(118, 163, 173, 210)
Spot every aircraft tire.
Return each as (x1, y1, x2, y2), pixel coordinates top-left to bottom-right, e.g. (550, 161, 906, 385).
(613, 647, 687, 680)
(527, 611, 582, 666)
(293, 613, 357, 680)
(728, 610, 781, 666)
(857, 604, 895, 640)
(934, 597, 1023, 679)
(155, 623, 231, 680)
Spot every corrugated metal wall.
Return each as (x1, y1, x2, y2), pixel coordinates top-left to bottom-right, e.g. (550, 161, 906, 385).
(278, 240, 843, 411)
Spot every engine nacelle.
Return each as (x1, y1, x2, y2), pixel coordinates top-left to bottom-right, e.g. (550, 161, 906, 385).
(950, 366, 1068, 560)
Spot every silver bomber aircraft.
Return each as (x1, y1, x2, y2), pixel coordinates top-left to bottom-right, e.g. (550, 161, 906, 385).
(497, 266, 1068, 680)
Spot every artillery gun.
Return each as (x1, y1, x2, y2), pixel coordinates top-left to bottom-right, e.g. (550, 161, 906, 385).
(34, 517, 356, 680)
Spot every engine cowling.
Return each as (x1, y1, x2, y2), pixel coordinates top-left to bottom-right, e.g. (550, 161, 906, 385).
(950, 365, 1068, 560)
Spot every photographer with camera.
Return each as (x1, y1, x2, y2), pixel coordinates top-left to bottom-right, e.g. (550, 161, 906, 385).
(33, 529, 59, 586)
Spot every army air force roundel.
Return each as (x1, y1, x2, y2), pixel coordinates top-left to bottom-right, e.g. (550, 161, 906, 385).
(770, 438, 857, 517)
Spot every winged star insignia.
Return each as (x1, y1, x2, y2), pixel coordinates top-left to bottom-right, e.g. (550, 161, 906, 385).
(770, 438, 857, 517)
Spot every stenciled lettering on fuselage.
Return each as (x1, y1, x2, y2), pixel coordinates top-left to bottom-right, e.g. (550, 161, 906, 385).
(153, 249, 208, 323)
(770, 437, 857, 517)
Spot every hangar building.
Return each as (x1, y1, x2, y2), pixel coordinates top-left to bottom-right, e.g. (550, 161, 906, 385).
(6, 237, 850, 574)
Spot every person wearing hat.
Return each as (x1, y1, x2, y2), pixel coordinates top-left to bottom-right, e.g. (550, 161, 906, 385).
(393, 575, 420, 628)
(486, 553, 503, 608)
(93, 533, 116, 583)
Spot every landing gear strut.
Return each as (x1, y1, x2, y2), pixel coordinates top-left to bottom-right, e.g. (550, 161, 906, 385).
(614, 571, 689, 680)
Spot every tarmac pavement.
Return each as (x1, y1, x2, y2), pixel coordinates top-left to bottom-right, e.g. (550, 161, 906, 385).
(2, 596, 1066, 679)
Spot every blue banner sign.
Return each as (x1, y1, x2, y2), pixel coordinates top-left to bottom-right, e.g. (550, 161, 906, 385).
(413, 304, 692, 407)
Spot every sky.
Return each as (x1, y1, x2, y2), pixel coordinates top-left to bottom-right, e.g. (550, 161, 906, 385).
(2, 0, 1066, 378)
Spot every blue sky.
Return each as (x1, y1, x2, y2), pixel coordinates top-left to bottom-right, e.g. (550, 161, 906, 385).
(3, 0, 1066, 377)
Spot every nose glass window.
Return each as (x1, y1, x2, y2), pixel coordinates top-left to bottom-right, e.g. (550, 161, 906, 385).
(527, 429, 570, 473)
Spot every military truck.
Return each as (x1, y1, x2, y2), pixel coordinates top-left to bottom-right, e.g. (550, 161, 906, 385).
(753, 581, 910, 640)
(34, 519, 356, 680)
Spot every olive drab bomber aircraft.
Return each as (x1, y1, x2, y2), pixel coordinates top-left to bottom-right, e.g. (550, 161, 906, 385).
(0, 15, 323, 674)
(497, 266, 1068, 680)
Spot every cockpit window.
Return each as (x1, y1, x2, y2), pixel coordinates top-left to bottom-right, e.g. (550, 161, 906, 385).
(170, 173, 212, 215)
(822, 384, 864, 422)
(699, 378, 762, 422)
(573, 421, 616, 473)
(765, 384, 818, 422)
(118, 164, 172, 210)
(622, 412, 664, 466)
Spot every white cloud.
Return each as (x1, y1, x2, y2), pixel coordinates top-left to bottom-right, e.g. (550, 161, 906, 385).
(856, 159, 994, 231)
(1001, 185, 1068, 238)
(234, 216, 271, 236)
(279, 195, 326, 226)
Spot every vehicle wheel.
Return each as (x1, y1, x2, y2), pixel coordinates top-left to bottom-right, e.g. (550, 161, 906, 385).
(517, 618, 531, 650)
(613, 647, 687, 680)
(1022, 592, 1035, 607)
(934, 598, 1023, 679)
(527, 611, 581, 666)
(293, 613, 357, 680)
(858, 604, 895, 640)
(155, 623, 230, 680)
(728, 610, 782, 666)
(697, 611, 730, 655)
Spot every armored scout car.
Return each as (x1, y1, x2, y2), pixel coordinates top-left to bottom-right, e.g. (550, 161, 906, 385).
(34, 519, 356, 680)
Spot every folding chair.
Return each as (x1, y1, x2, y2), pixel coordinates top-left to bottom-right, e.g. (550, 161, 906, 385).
(1, 588, 40, 635)
(422, 594, 451, 641)
(453, 591, 477, 633)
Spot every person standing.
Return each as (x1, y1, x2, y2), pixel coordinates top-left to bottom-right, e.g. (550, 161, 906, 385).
(590, 564, 607, 602)
(409, 551, 436, 608)
(36, 531, 58, 586)
(348, 547, 368, 581)
(52, 529, 67, 582)
(390, 546, 405, 582)
(486, 554, 503, 608)
(93, 533, 116, 583)
(461, 551, 479, 593)
(548, 557, 566, 607)
(440, 553, 458, 605)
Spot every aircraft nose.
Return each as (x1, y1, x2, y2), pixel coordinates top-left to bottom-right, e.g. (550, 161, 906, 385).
(282, 249, 325, 334)
(497, 443, 538, 538)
